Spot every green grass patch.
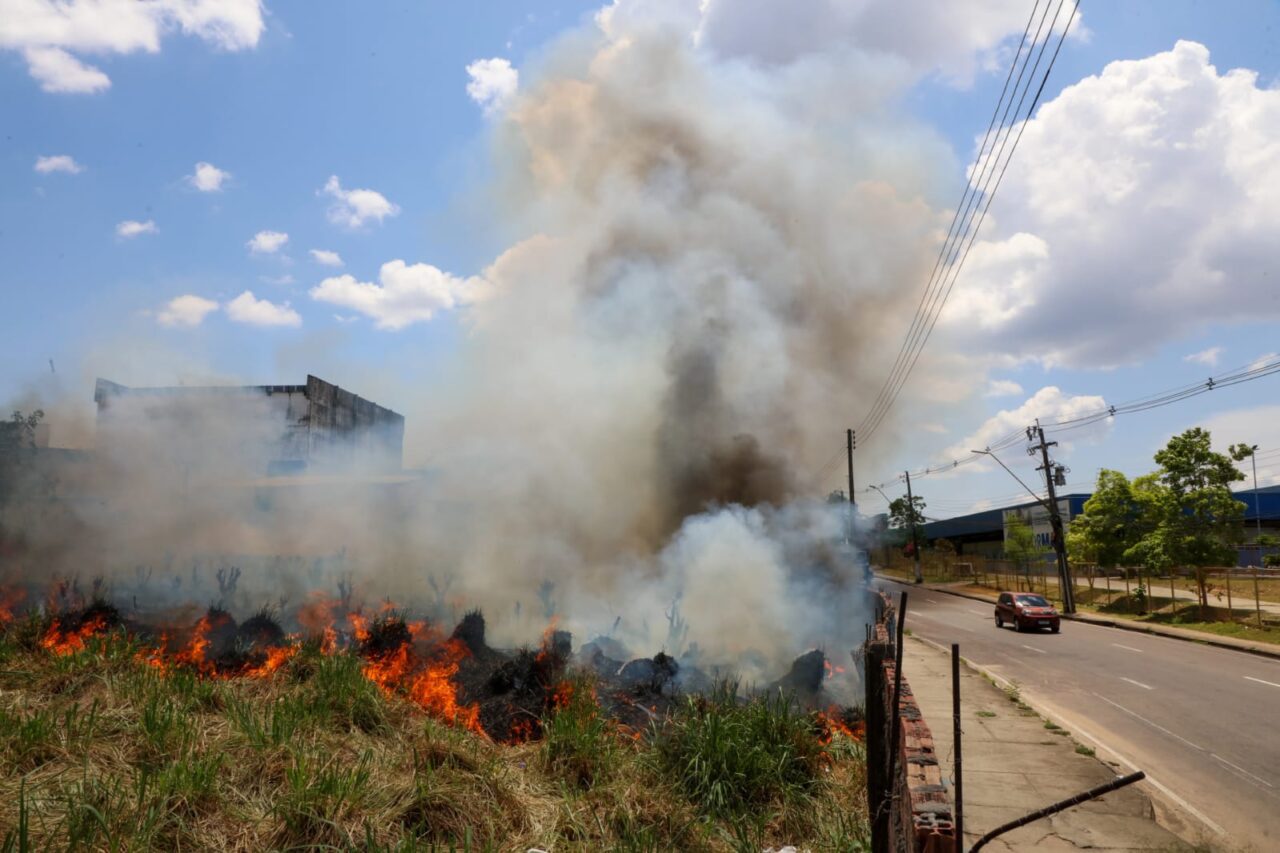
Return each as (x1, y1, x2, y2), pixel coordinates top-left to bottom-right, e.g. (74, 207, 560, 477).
(1075, 744, 1096, 757)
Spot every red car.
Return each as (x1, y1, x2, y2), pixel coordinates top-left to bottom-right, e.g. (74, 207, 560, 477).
(994, 592, 1061, 633)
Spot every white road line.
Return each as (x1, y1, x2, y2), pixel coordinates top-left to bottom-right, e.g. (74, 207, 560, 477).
(967, 608, 987, 616)
(1119, 676, 1154, 690)
(1091, 693, 1205, 753)
(1210, 753, 1275, 789)
(936, 650, 1227, 839)
(1111, 643, 1144, 653)
(1244, 675, 1280, 689)
(1020, 644, 1047, 654)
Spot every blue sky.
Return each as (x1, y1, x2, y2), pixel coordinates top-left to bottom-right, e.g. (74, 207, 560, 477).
(4, 0, 1280, 518)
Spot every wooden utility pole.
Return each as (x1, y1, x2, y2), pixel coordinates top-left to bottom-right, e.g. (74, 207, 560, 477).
(905, 470, 923, 584)
(1029, 423, 1075, 613)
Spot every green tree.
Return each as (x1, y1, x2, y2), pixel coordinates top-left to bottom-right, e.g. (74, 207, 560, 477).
(0, 409, 44, 504)
(887, 494, 925, 559)
(1126, 428, 1246, 610)
(1004, 513, 1047, 590)
(1067, 469, 1140, 569)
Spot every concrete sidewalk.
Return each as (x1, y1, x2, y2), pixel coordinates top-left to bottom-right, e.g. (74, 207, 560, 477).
(901, 636, 1193, 851)
(881, 573, 1280, 661)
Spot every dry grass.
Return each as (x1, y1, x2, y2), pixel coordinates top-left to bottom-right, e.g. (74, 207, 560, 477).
(0, 628, 869, 851)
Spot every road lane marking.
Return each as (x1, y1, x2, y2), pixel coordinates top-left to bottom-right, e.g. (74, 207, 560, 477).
(968, 608, 987, 616)
(1210, 753, 1274, 789)
(1020, 644, 1047, 654)
(1244, 675, 1280, 689)
(910, 633, 1229, 838)
(1091, 693, 1205, 753)
(1119, 677, 1154, 690)
(1111, 643, 1144, 653)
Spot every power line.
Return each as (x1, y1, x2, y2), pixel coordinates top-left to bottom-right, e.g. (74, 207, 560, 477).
(859, 354, 1280, 494)
(858, 0, 1046, 439)
(859, 0, 1079, 443)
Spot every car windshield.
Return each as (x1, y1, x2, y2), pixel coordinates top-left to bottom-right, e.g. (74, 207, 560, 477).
(1016, 595, 1050, 607)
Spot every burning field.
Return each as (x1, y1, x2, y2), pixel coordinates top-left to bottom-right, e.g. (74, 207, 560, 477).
(0, 581, 867, 850)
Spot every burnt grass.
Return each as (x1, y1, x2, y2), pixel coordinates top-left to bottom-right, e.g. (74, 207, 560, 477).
(0, 606, 869, 850)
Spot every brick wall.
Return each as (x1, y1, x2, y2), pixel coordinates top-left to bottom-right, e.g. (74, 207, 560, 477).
(865, 594, 955, 852)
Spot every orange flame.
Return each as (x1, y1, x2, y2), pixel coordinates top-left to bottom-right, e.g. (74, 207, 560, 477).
(40, 613, 108, 655)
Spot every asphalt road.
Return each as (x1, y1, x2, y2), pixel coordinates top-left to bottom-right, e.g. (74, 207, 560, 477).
(875, 577, 1280, 852)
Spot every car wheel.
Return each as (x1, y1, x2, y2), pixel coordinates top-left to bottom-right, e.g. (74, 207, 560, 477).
(1051, 624, 1060, 634)
(1013, 619, 1023, 633)
(995, 614, 1003, 629)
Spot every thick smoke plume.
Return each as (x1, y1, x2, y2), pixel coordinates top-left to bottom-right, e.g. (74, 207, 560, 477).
(3, 10, 947, 680)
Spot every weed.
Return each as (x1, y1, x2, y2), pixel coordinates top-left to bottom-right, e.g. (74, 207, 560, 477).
(652, 682, 824, 819)
(542, 676, 618, 788)
(1044, 721, 1061, 731)
(227, 693, 304, 750)
(975, 710, 996, 718)
(1075, 744, 1096, 757)
(276, 748, 373, 844)
(309, 652, 388, 733)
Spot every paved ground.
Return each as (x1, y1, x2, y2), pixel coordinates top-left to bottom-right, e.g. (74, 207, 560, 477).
(904, 637, 1189, 851)
(876, 577, 1280, 852)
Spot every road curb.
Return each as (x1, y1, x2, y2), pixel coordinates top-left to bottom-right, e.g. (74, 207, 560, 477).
(905, 633, 1228, 845)
(874, 573, 1280, 662)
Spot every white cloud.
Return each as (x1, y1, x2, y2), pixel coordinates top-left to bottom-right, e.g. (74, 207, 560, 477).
(1250, 352, 1279, 371)
(309, 249, 343, 267)
(246, 229, 288, 254)
(116, 219, 157, 238)
(259, 273, 294, 286)
(34, 154, 83, 174)
(1194, 405, 1280, 488)
(1183, 346, 1223, 367)
(309, 259, 489, 330)
(984, 379, 1024, 398)
(944, 386, 1110, 462)
(2, 0, 265, 93)
(595, 0, 1074, 87)
(156, 294, 218, 328)
(945, 41, 1280, 369)
(465, 57, 519, 114)
(22, 46, 110, 92)
(225, 290, 301, 328)
(188, 161, 229, 192)
(319, 176, 399, 229)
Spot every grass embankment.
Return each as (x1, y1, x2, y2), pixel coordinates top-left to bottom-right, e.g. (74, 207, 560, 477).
(0, 619, 868, 851)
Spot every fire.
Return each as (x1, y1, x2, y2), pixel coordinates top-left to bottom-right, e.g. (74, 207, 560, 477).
(39, 613, 109, 655)
(823, 660, 846, 680)
(550, 680, 574, 711)
(0, 588, 26, 624)
(245, 643, 299, 677)
(814, 708, 865, 745)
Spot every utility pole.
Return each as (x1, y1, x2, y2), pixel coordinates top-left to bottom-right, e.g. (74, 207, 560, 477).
(846, 429, 857, 543)
(1028, 423, 1075, 613)
(904, 470, 923, 584)
(1249, 445, 1262, 557)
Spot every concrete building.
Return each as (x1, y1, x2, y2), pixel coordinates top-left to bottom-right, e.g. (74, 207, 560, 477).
(93, 375, 404, 476)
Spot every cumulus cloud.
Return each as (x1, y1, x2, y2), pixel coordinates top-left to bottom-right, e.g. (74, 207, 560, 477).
(156, 294, 218, 328)
(984, 379, 1024, 397)
(1, 0, 265, 93)
(945, 41, 1280, 369)
(309, 260, 489, 330)
(1249, 352, 1278, 371)
(224, 290, 301, 327)
(597, 0, 1073, 86)
(246, 229, 288, 254)
(188, 161, 229, 191)
(116, 219, 157, 238)
(34, 154, 83, 174)
(1183, 346, 1223, 367)
(1191, 405, 1280, 488)
(309, 249, 343, 267)
(465, 57, 519, 114)
(21, 46, 111, 92)
(319, 176, 399, 229)
(944, 386, 1110, 462)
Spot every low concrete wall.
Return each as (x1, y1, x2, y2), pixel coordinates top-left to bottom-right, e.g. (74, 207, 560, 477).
(865, 593, 955, 852)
